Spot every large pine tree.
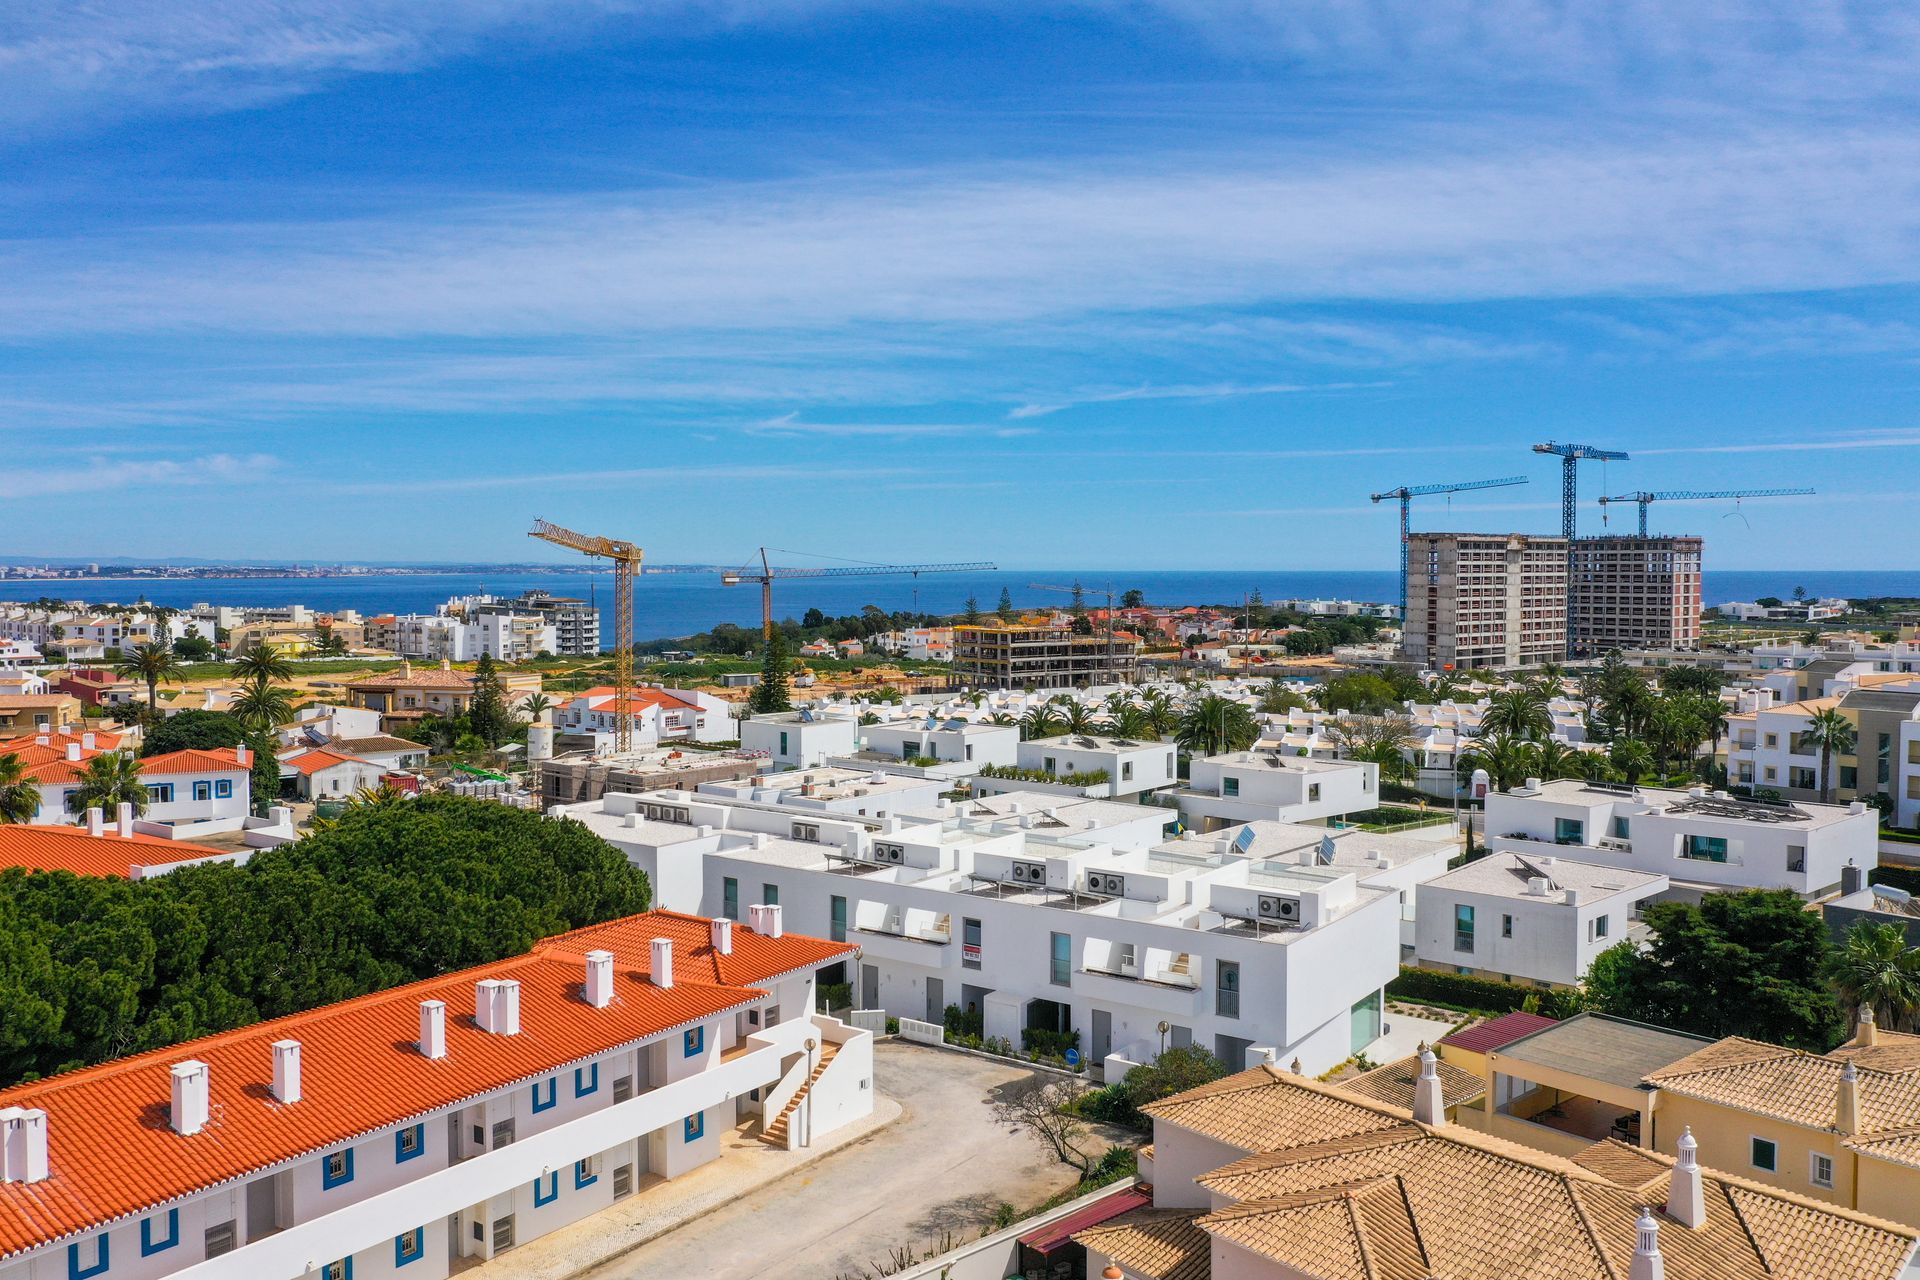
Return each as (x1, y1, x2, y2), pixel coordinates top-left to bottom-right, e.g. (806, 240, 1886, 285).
(749, 630, 792, 713)
(467, 653, 514, 746)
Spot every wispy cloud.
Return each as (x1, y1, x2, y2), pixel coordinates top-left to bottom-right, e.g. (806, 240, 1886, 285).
(1008, 380, 1384, 419)
(745, 413, 1037, 439)
(1636, 430, 1920, 456)
(0, 452, 277, 497)
(326, 461, 915, 495)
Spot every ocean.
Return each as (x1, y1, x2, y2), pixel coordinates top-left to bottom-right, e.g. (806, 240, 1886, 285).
(0, 569, 1911, 645)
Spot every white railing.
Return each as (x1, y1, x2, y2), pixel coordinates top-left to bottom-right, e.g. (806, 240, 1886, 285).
(898, 1017, 945, 1046)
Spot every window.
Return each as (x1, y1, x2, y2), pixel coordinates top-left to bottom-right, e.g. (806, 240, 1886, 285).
(192, 781, 212, 802)
(146, 783, 175, 804)
(1787, 845, 1807, 874)
(1454, 904, 1475, 953)
(1049, 932, 1071, 986)
(1840, 765, 1859, 790)
(140, 1209, 179, 1256)
(1553, 817, 1584, 844)
(215, 779, 233, 799)
(323, 1148, 355, 1189)
(492, 1217, 515, 1252)
(1764, 733, 1778, 748)
(533, 1172, 559, 1207)
(323, 1261, 352, 1280)
(830, 895, 847, 943)
(395, 1124, 424, 1162)
(613, 1163, 635, 1198)
(1880, 733, 1893, 786)
(395, 1228, 424, 1267)
(531, 1077, 557, 1113)
(962, 917, 982, 969)
(1222, 776, 1240, 797)
(1121, 761, 1134, 782)
(1591, 915, 1610, 941)
(1501, 914, 1514, 939)
(763, 883, 779, 906)
(574, 1156, 599, 1189)
(1216, 959, 1240, 1018)
(1684, 835, 1729, 862)
(1751, 1136, 1778, 1172)
(1043, 756, 1057, 773)
(684, 1112, 706, 1142)
(204, 1222, 236, 1258)
(575, 1063, 599, 1096)
(1811, 1152, 1835, 1188)
(613, 1075, 634, 1103)
(1610, 816, 1630, 839)
(684, 1025, 705, 1058)
(1308, 783, 1320, 803)
(1790, 766, 1818, 791)
(722, 877, 738, 920)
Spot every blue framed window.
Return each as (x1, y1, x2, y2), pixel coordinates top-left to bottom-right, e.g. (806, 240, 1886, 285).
(141, 1208, 179, 1256)
(395, 1228, 424, 1267)
(147, 783, 175, 804)
(215, 779, 233, 799)
(683, 1026, 704, 1058)
(533, 1172, 560, 1207)
(395, 1124, 425, 1163)
(192, 781, 212, 802)
(684, 1112, 705, 1142)
(574, 1063, 599, 1097)
(574, 1157, 598, 1189)
(323, 1148, 355, 1189)
(322, 1260, 352, 1280)
(68, 1235, 109, 1280)
(531, 1077, 558, 1113)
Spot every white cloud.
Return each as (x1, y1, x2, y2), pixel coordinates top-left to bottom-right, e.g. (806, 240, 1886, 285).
(326, 461, 914, 494)
(1007, 380, 1384, 419)
(745, 413, 1038, 439)
(0, 452, 277, 497)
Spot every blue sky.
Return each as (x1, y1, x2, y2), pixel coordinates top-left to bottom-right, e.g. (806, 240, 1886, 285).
(3, 1, 1919, 569)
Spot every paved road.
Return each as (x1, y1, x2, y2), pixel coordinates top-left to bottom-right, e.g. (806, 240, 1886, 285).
(579, 1041, 1107, 1280)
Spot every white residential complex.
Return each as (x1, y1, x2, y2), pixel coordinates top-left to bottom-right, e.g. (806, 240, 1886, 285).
(0, 911, 868, 1280)
(1176, 750, 1378, 831)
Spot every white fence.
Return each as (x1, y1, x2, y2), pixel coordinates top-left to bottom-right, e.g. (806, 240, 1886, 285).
(847, 1008, 889, 1034)
(897, 1016, 945, 1046)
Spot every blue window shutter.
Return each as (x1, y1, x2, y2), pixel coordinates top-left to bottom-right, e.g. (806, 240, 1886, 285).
(68, 1235, 110, 1280)
(140, 1208, 180, 1256)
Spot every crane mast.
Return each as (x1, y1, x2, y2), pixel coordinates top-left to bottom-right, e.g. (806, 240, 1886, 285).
(528, 519, 644, 754)
(1370, 476, 1528, 629)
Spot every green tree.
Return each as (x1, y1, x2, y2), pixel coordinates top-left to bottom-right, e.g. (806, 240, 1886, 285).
(172, 630, 218, 662)
(1803, 706, 1856, 803)
(1176, 694, 1260, 757)
(1608, 736, 1654, 784)
(114, 642, 180, 710)
(1823, 921, 1920, 1035)
(1456, 732, 1538, 792)
(1481, 688, 1552, 741)
(1019, 705, 1066, 742)
(997, 588, 1015, 621)
(231, 643, 295, 686)
(1120, 589, 1145, 609)
(749, 630, 792, 714)
(1069, 581, 1087, 619)
(230, 677, 295, 732)
(962, 595, 981, 626)
(1584, 890, 1844, 1049)
(519, 691, 553, 723)
(1258, 679, 1307, 714)
(66, 753, 150, 818)
(0, 754, 39, 823)
(467, 653, 514, 747)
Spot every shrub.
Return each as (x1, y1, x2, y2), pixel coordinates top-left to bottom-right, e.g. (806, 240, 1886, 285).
(1387, 966, 1587, 1019)
(944, 1003, 984, 1040)
(1021, 1027, 1081, 1060)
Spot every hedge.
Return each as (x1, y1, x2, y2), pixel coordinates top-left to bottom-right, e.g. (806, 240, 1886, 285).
(1870, 865, 1920, 895)
(1386, 966, 1586, 1019)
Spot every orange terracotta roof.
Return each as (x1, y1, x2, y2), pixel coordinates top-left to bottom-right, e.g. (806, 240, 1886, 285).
(279, 748, 372, 777)
(0, 731, 125, 757)
(0, 825, 227, 879)
(572, 686, 700, 713)
(136, 749, 251, 776)
(0, 910, 855, 1260)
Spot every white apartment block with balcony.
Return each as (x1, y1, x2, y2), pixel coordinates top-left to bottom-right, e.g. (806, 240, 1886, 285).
(387, 614, 471, 661)
(983, 734, 1177, 800)
(1414, 851, 1667, 987)
(1483, 777, 1876, 900)
(0, 911, 869, 1280)
(1176, 751, 1379, 831)
(855, 719, 1019, 770)
(463, 611, 557, 663)
(560, 790, 1403, 1077)
(738, 710, 860, 768)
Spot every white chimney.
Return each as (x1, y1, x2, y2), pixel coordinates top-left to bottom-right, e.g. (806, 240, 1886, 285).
(475, 979, 521, 1035)
(0, 1107, 49, 1183)
(81, 732, 94, 750)
(1838, 1058, 1860, 1134)
(115, 802, 134, 838)
(585, 950, 614, 1008)
(170, 1060, 210, 1135)
(235, 744, 250, 766)
(1628, 1209, 1664, 1280)
(1666, 1128, 1705, 1228)
(271, 1040, 302, 1104)
(650, 938, 674, 989)
(64, 743, 80, 761)
(1412, 1045, 1445, 1127)
(1855, 1003, 1879, 1049)
(86, 807, 104, 837)
(419, 1000, 447, 1059)
(711, 918, 734, 955)
(756, 904, 783, 939)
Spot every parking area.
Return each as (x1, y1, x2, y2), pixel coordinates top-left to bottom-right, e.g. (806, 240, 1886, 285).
(578, 1040, 1128, 1280)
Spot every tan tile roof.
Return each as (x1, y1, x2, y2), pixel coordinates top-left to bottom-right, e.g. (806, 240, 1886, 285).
(1168, 1064, 1918, 1280)
(1646, 1036, 1920, 1136)
(1850, 1126, 1920, 1170)
(1074, 1208, 1210, 1280)
(1339, 1053, 1485, 1113)
(1142, 1066, 1408, 1153)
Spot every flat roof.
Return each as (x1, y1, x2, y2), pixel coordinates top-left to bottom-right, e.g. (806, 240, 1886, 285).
(1025, 733, 1163, 752)
(1494, 1013, 1713, 1091)
(1428, 851, 1664, 901)
(1157, 821, 1453, 872)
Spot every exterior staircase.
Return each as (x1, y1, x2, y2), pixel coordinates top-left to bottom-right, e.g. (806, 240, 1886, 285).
(761, 1043, 840, 1147)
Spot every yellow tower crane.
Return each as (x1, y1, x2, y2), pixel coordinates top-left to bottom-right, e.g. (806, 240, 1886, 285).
(528, 519, 644, 754)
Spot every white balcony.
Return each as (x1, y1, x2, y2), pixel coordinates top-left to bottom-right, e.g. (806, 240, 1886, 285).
(849, 924, 954, 967)
(1073, 964, 1206, 1017)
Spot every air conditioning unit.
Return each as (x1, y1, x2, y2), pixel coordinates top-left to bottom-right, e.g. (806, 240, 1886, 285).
(876, 843, 906, 863)
(1010, 860, 1046, 883)
(1086, 872, 1125, 896)
(1257, 895, 1301, 921)
(793, 822, 821, 842)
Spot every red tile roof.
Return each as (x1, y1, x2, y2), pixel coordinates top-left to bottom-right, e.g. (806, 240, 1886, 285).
(279, 748, 372, 777)
(0, 731, 125, 757)
(0, 825, 224, 879)
(1438, 1011, 1559, 1056)
(0, 910, 854, 1260)
(572, 686, 700, 713)
(135, 749, 252, 776)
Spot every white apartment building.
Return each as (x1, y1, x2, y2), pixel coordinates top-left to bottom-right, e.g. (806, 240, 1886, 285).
(989, 734, 1178, 800)
(562, 789, 1404, 1076)
(1176, 750, 1378, 831)
(855, 719, 1019, 769)
(0, 911, 868, 1280)
(1414, 850, 1667, 987)
(555, 687, 736, 749)
(1402, 532, 1568, 670)
(1483, 777, 1876, 900)
(24, 746, 255, 830)
(387, 614, 469, 661)
(463, 610, 556, 663)
(739, 710, 859, 767)
(1721, 597, 1851, 622)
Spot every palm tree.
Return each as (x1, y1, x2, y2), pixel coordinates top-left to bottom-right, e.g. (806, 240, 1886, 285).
(231, 678, 296, 731)
(1019, 706, 1065, 742)
(1529, 661, 1566, 696)
(1176, 694, 1260, 757)
(0, 754, 40, 823)
(1608, 736, 1655, 785)
(115, 641, 180, 710)
(1533, 739, 1590, 782)
(1456, 732, 1539, 792)
(1258, 679, 1306, 714)
(1803, 706, 1856, 803)
(1481, 688, 1553, 741)
(1104, 703, 1153, 740)
(1427, 672, 1471, 703)
(66, 753, 149, 817)
(231, 642, 295, 685)
(1139, 691, 1179, 738)
(1824, 921, 1920, 1034)
(520, 692, 554, 723)
(1061, 701, 1100, 735)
